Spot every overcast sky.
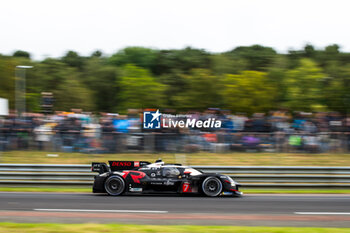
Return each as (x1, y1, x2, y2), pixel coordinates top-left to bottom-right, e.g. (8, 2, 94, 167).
(1, 0, 349, 60)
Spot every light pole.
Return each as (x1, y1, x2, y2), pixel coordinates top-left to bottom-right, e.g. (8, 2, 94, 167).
(15, 65, 33, 117)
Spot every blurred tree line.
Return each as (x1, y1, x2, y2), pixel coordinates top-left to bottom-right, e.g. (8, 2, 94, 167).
(1, 44, 350, 114)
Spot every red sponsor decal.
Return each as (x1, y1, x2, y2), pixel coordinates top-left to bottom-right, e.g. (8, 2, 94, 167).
(122, 171, 130, 179)
(182, 182, 191, 193)
(134, 161, 140, 167)
(112, 161, 132, 167)
(122, 171, 145, 184)
(130, 171, 145, 183)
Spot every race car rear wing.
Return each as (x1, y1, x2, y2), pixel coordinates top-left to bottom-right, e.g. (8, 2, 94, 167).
(91, 162, 110, 174)
(91, 161, 151, 173)
(108, 161, 150, 171)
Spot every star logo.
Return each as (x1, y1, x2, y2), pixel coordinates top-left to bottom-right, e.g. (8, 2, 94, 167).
(151, 109, 162, 122)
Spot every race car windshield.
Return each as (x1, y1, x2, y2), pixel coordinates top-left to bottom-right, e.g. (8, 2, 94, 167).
(162, 167, 180, 177)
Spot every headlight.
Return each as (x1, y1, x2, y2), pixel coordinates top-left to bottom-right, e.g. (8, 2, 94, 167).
(221, 175, 236, 186)
(226, 176, 236, 186)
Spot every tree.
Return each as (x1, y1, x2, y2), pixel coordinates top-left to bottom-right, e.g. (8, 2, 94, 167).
(304, 44, 316, 58)
(26, 93, 41, 112)
(53, 75, 95, 111)
(118, 64, 165, 110)
(0, 57, 16, 108)
(225, 45, 277, 71)
(322, 65, 350, 113)
(4, 44, 350, 114)
(26, 59, 95, 111)
(83, 57, 120, 112)
(28, 59, 68, 92)
(153, 47, 211, 75)
(285, 59, 325, 111)
(211, 54, 247, 75)
(288, 44, 341, 69)
(266, 55, 289, 107)
(223, 71, 276, 114)
(13, 50, 31, 59)
(91, 50, 103, 58)
(157, 70, 186, 108)
(174, 69, 223, 110)
(109, 47, 157, 71)
(62, 51, 84, 69)
(325, 44, 340, 57)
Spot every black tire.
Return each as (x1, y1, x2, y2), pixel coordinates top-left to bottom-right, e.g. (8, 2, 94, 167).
(202, 176, 222, 197)
(104, 175, 125, 196)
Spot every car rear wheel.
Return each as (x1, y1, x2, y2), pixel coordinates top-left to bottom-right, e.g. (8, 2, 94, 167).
(202, 176, 222, 197)
(104, 175, 125, 196)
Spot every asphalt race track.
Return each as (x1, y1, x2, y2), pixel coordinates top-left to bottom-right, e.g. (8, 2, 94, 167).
(1, 192, 350, 227)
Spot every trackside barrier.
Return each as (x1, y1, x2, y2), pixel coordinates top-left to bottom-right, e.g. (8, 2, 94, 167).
(1, 164, 350, 188)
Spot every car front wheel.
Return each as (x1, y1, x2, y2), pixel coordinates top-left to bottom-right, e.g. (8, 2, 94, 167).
(202, 176, 222, 197)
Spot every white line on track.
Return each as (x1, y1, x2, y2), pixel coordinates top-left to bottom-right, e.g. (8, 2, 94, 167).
(34, 209, 168, 213)
(295, 212, 350, 215)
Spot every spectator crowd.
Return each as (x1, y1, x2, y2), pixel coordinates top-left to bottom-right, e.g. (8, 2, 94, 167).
(1, 109, 350, 154)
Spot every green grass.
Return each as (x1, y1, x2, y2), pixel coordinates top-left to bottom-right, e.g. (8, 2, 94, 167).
(2, 150, 350, 166)
(0, 187, 91, 193)
(0, 223, 350, 233)
(1, 187, 350, 194)
(243, 189, 350, 194)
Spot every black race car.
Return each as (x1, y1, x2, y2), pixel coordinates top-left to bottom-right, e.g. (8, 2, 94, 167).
(91, 159, 242, 197)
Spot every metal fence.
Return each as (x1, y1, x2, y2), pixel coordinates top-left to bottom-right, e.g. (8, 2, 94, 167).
(1, 131, 350, 153)
(1, 164, 350, 189)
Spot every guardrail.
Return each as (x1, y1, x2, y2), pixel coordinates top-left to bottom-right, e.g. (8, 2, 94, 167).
(1, 164, 350, 189)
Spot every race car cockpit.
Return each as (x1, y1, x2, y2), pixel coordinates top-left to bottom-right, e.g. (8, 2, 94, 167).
(162, 167, 181, 178)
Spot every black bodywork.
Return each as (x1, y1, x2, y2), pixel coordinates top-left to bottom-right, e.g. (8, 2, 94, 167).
(91, 160, 242, 197)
